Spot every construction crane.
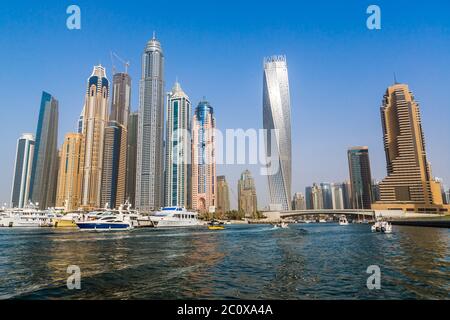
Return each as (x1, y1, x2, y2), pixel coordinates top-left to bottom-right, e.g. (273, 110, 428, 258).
(110, 51, 130, 74)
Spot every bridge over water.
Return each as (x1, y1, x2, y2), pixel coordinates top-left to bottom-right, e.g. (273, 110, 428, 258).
(262, 209, 375, 220)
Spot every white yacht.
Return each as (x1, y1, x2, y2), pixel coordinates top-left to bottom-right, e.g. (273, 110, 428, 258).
(0, 208, 55, 227)
(150, 207, 200, 228)
(339, 215, 349, 226)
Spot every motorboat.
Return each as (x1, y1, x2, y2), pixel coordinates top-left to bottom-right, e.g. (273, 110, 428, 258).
(150, 207, 201, 228)
(208, 220, 225, 230)
(339, 216, 349, 226)
(371, 220, 393, 233)
(272, 222, 289, 229)
(76, 212, 136, 231)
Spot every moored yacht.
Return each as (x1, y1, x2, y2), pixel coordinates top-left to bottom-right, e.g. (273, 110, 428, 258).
(150, 207, 200, 228)
(0, 208, 55, 227)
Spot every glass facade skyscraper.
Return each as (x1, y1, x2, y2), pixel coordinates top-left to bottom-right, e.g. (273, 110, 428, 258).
(136, 35, 165, 212)
(29, 91, 59, 210)
(262, 55, 292, 211)
(164, 81, 191, 208)
(11, 133, 35, 208)
(347, 146, 373, 209)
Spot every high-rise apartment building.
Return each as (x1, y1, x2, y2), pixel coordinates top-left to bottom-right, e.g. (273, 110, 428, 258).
(348, 146, 373, 209)
(238, 170, 258, 218)
(311, 183, 323, 210)
(164, 81, 191, 208)
(79, 65, 109, 210)
(216, 176, 230, 215)
(262, 55, 292, 211)
(136, 35, 165, 212)
(100, 72, 131, 209)
(292, 192, 306, 210)
(373, 83, 447, 213)
(10, 134, 35, 208)
(55, 133, 83, 211)
(191, 100, 216, 214)
(321, 183, 333, 209)
(29, 92, 59, 210)
(331, 183, 344, 210)
(126, 112, 138, 207)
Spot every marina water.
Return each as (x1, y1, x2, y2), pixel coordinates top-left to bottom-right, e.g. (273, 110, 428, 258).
(0, 224, 448, 299)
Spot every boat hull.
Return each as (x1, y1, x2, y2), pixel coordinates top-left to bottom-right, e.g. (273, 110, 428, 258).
(76, 222, 131, 231)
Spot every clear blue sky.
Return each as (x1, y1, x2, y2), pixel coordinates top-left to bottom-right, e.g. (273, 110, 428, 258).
(1, 0, 449, 208)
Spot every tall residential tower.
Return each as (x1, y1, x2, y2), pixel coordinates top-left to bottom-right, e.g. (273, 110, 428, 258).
(191, 100, 216, 214)
(347, 147, 373, 209)
(136, 35, 165, 212)
(29, 92, 59, 210)
(164, 81, 191, 208)
(79, 65, 109, 210)
(262, 55, 292, 211)
(101, 72, 131, 209)
(373, 83, 447, 213)
(11, 134, 35, 208)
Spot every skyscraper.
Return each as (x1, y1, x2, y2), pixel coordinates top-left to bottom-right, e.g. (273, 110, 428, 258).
(29, 91, 59, 210)
(192, 100, 216, 214)
(164, 81, 191, 208)
(331, 183, 344, 210)
(341, 181, 352, 209)
(373, 83, 446, 213)
(101, 72, 131, 209)
(311, 183, 323, 210)
(126, 112, 138, 207)
(101, 124, 122, 208)
(79, 65, 109, 210)
(56, 133, 83, 211)
(216, 176, 230, 216)
(347, 147, 373, 209)
(320, 182, 333, 209)
(11, 134, 35, 208)
(262, 55, 292, 211)
(136, 34, 165, 212)
(292, 192, 306, 210)
(305, 186, 313, 209)
(238, 170, 258, 218)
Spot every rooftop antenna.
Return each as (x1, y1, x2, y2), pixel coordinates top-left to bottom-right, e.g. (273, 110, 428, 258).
(152, 30, 156, 40)
(394, 72, 398, 84)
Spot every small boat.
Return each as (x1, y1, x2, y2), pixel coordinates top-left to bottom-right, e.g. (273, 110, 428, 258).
(319, 219, 327, 223)
(76, 211, 143, 231)
(272, 222, 289, 229)
(208, 220, 225, 230)
(371, 219, 392, 233)
(339, 216, 349, 226)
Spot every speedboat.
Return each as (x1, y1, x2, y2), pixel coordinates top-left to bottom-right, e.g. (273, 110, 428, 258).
(150, 207, 201, 228)
(208, 220, 225, 230)
(371, 220, 392, 233)
(272, 222, 289, 229)
(339, 216, 349, 226)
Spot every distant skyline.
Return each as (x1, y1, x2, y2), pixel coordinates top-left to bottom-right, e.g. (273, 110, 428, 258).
(1, 0, 450, 209)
